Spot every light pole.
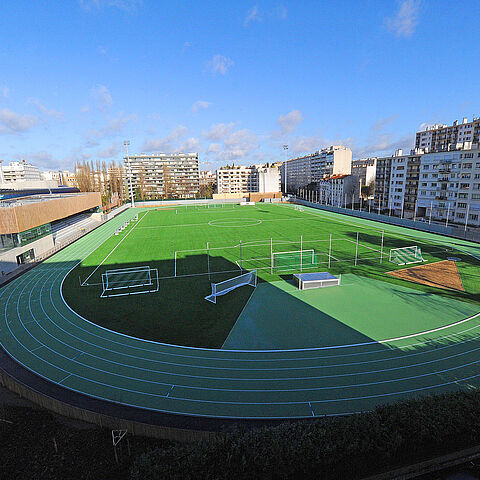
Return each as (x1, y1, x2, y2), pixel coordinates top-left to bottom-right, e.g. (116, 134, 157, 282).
(283, 145, 288, 195)
(124, 140, 134, 208)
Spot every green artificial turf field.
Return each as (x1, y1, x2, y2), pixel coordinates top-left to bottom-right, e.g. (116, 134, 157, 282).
(62, 203, 480, 348)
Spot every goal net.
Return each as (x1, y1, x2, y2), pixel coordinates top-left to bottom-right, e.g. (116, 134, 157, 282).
(272, 249, 318, 272)
(205, 270, 257, 304)
(389, 246, 425, 266)
(101, 266, 159, 298)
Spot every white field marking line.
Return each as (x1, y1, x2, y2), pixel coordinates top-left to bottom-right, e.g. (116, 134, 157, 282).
(58, 373, 73, 385)
(40, 207, 480, 359)
(342, 238, 382, 254)
(41, 263, 480, 380)
(21, 272, 480, 393)
(7, 262, 480, 389)
(15, 264, 480, 373)
(59, 237, 480, 356)
(82, 210, 150, 286)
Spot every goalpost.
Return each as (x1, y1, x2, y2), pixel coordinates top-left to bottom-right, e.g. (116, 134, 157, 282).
(389, 245, 425, 266)
(205, 270, 257, 304)
(272, 249, 317, 272)
(101, 266, 159, 297)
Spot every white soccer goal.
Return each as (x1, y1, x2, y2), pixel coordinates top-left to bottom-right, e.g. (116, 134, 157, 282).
(205, 270, 257, 304)
(294, 205, 304, 212)
(389, 245, 425, 266)
(101, 266, 159, 298)
(272, 249, 317, 271)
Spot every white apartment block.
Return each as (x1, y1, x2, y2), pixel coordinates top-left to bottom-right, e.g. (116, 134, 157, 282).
(318, 174, 359, 207)
(124, 153, 199, 199)
(199, 170, 216, 187)
(415, 117, 480, 153)
(216, 165, 281, 194)
(2, 161, 42, 183)
(386, 151, 421, 218)
(282, 146, 352, 192)
(417, 149, 480, 227)
(352, 158, 377, 198)
(41, 170, 72, 185)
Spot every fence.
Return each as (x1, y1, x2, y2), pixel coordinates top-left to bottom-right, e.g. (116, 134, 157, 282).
(294, 198, 480, 244)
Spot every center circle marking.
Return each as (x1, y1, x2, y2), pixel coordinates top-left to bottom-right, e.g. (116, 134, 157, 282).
(208, 218, 262, 227)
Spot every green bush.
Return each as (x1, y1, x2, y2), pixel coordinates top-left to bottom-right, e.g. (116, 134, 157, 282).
(130, 390, 480, 480)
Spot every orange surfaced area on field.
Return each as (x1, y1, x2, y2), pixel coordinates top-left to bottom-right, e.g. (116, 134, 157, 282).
(387, 260, 464, 291)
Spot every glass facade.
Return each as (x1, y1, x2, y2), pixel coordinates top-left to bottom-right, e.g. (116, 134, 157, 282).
(0, 223, 52, 252)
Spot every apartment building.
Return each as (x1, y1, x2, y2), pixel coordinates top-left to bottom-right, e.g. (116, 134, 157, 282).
(2, 161, 42, 183)
(373, 157, 393, 211)
(415, 117, 480, 153)
(417, 149, 480, 226)
(282, 146, 352, 192)
(352, 158, 377, 198)
(385, 151, 421, 218)
(199, 170, 216, 187)
(318, 174, 359, 207)
(124, 153, 199, 199)
(216, 165, 281, 194)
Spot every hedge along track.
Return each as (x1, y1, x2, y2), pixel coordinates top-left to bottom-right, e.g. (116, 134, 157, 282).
(1, 209, 480, 420)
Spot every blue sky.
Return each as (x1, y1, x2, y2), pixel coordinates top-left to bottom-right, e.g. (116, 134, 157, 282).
(0, 0, 479, 171)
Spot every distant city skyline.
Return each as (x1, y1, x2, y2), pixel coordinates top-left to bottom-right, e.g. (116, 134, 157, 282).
(0, 0, 479, 171)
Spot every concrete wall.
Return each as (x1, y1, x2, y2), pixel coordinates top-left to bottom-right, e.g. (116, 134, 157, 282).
(0, 234, 55, 275)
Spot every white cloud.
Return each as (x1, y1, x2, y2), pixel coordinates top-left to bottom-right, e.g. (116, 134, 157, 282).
(0, 86, 9, 99)
(207, 143, 221, 154)
(98, 45, 108, 55)
(207, 55, 234, 75)
(274, 109, 304, 137)
(371, 114, 399, 133)
(142, 125, 188, 151)
(385, 0, 420, 38)
(289, 134, 325, 154)
(220, 129, 259, 161)
(91, 84, 113, 111)
(85, 113, 136, 141)
(244, 5, 261, 25)
(79, 0, 141, 11)
(0, 109, 39, 134)
(203, 122, 235, 141)
(191, 100, 212, 114)
(28, 99, 65, 121)
(275, 4, 287, 20)
(97, 143, 121, 158)
(179, 137, 201, 152)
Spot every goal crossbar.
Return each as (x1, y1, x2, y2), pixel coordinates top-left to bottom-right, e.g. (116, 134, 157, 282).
(205, 270, 257, 304)
(389, 245, 425, 266)
(101, 266, 159, 297)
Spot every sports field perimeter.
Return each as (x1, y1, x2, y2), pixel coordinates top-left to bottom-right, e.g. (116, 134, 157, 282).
(1, 203, 480, 419)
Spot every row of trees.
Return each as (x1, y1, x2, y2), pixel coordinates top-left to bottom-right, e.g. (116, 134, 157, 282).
(74, 160, 127, 209)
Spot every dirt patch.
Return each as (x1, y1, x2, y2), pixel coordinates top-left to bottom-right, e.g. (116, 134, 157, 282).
(387, 260, 464, 291)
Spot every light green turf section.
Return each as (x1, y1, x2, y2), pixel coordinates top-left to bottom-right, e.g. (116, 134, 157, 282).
(222, 274, 480, 350)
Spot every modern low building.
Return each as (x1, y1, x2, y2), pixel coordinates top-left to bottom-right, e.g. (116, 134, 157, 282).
(282, 146, 352, 192)
(0, 192, 102, 276)
(124, 153, 200, 199)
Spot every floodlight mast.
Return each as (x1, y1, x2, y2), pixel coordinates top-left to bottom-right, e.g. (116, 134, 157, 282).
(283, 144, 288, 195)
(124, 140, 135, 208)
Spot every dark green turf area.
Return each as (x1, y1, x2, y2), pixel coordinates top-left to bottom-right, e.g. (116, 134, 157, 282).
(62, 203, 480, 348)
